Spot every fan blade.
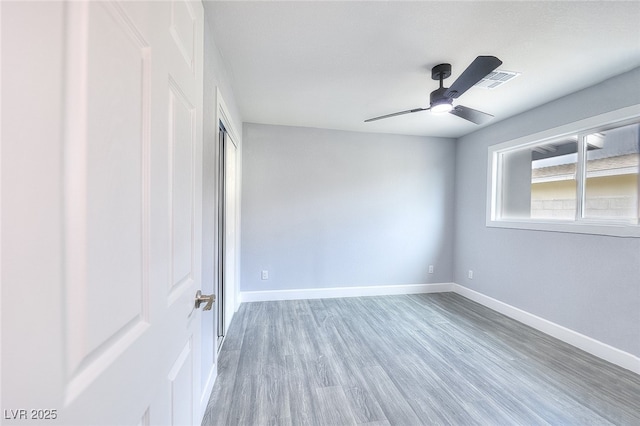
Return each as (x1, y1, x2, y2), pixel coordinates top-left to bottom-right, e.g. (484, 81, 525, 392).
(364, 107, 429, 122)
(444, 56, 502, 99)
(449, 105, 494, 125)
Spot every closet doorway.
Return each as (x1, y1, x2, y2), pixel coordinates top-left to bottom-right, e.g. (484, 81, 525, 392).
(216, 121, 237, 350)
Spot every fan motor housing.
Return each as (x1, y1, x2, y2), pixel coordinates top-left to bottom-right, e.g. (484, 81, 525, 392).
(430, 87, 451, 105)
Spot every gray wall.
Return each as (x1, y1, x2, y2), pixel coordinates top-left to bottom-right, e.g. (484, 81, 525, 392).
(454, 67, 640, 357)
(241, 124, 456, 291)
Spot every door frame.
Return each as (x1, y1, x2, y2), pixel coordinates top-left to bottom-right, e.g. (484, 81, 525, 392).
(214, 87, 241, 323)
(199, 87, 241, 411)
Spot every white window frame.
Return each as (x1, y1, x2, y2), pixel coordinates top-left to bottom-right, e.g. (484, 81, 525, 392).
(487, 104, 640, 238)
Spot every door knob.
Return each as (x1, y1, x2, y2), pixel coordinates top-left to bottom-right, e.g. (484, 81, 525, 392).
(195, 290, 215, 311)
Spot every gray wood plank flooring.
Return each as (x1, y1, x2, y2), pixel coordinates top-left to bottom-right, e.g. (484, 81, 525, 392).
(202, 293, 640, 425)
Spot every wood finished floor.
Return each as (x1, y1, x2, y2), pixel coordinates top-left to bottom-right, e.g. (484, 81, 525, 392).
(202, 293, 640, 425)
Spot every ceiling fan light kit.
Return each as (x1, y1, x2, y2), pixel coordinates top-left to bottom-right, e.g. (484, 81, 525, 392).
(430, 99, 453, 114)
(365, 55, 503, 125)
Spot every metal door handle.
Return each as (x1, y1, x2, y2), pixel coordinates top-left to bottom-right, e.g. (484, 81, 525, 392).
(195, 290, 215, 311)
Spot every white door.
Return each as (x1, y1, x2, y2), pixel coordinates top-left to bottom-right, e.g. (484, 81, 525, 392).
(1, 1, 205, 425)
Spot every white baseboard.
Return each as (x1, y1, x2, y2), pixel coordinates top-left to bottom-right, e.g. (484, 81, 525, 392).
(452, 283, 640, 375)
(239, 282, 454, 303)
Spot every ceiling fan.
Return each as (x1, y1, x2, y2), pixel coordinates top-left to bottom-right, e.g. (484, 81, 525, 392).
(365, 56, 503, 125)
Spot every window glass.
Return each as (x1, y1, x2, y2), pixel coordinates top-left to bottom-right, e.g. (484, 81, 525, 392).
(499, 138, 577, 220)
(530, 139, 578, 220)
(583, 123, 639, 221)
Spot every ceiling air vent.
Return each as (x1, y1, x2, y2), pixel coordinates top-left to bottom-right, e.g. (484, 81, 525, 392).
(474, 70, 520, 89)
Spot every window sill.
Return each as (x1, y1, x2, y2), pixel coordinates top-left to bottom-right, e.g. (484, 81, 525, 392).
(486, 218, 640, 238)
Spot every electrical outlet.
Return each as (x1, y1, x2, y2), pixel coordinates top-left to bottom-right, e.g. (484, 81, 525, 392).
(261, 270, 269, 280)
(468, 270, 474, 280)
(428, 265, 434, 274)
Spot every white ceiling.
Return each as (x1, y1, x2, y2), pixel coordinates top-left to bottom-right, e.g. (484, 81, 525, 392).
(204, 1, 640, 138)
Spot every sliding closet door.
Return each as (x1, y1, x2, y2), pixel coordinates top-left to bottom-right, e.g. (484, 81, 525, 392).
(215, 123, 238, 349)
(217, 124, 227, 347)
(223, 129, 238, 338)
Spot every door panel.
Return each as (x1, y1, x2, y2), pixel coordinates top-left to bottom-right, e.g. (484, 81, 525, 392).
(167, 340, 194, 426)
(168, 80, 196, 302)
(1, 1, 204, 424)
(63, 1, 150, 392)
(170, 0, 196, 70)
